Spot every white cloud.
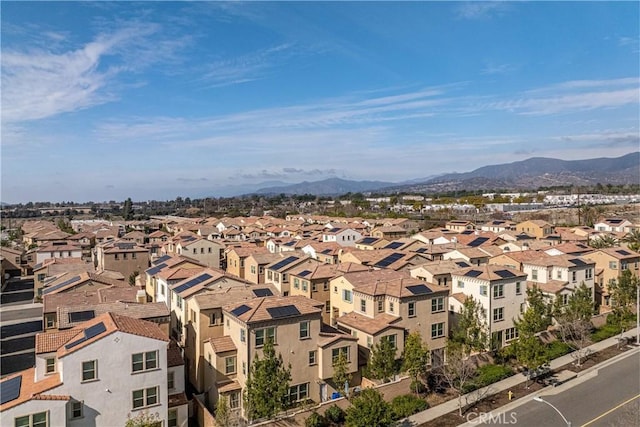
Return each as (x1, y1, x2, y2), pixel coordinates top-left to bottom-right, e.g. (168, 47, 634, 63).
(456, 2, 509, 20)
(481, 62, 516, 75)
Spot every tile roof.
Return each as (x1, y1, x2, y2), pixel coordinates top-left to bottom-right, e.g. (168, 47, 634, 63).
(217, 380, 242, 394)
(0, 368, 62, 411)
(208, 336, 237, 354)
(354, 277, 448, 298)
(452, 265, 527, 282)
(224, 295, 322, 324)
(168, 392, 189, 408)
(337, 312, 402, 336)
(36, 328, 83, 353)
(167, 340, 184, 367)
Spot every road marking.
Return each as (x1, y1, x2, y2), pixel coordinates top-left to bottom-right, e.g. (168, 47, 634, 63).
(581, 393, 640, 427)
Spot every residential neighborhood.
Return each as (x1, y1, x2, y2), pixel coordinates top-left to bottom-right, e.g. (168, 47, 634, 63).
(1, 203, 639, 426)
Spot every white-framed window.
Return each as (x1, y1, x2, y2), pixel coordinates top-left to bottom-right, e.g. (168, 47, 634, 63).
(132, 350, 158, 372)
(242, 361, 246, 375)
(493, 284, 504, 299)
(209, 313, 216, 325)
(609, 261, 617, 269)
(240, 328, 246, 342)
(299, 321, 310, 339)
(532, 270, 538, 280)
(255, 327, 276, 347)
(389, 302, 394, 313)
(168, 409, 178, 427)
(457, 280, 464, 288)
(308, 350, 317, 366)
(251, 265, 256, 274)
(14, 412, 48, 427)
(294, 278, 299, 289)
(586, 268, 593, 279)
(367, 336, 373, 348)
(288, 383, 309, 403)
(431, 322, 445, 338)
(515, 282, 522, 295)
(408, 301, 416, 317)
(168, 370, 175, 390)
(302, 281, 308, 291)
(431, 297, 444, 313)
(71, 401, 83, 419)
(378, 300, 384, 312)
(332, 346, 350, 363)
(493, 307, 504, 322)
(383, 334, 397, 349)
(45, 358, 56, 374)
(229, 392, 240, 409)
(360, 298, 367, 312)
(480, 285, 487, 296)
(225, 356, 237, 375)
(572, 271, 577, 282)
(556, 270, 562, 279)
(562, 294, 569, 305)
(505, 327, 519, 342)
(325, 300, 330, 313)
(132, 386, 159, 409)
(82, 360, 97, 381)
(342, 289, 352, 302)
(520, 303, 526, 313)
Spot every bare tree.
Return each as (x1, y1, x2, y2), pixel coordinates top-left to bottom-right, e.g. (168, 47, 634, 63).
(553, 284, 594, 366)
(438, 341, 477, 417)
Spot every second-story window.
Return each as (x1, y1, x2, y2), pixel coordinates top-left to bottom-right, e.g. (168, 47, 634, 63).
(377, 300, 384, 312)
(255, 327, 276, 347)
(82, 360, 97, 381)
(132, 350, 158, 372)
(342, 289, 352, 303)
(46, 357, 56, 374)
(225, 356, 236, 375)
(168, 371, 175, 390)
(493, 284, 504, 299)
(408, 302, 416, 317)
(299, 321, 310, 339)
(240, 329, 246, 342)
(431, 297, 444, 313)
(515, 282, 522, 295)
(360, 299, 366, 313)
(532, 270, 538, 280)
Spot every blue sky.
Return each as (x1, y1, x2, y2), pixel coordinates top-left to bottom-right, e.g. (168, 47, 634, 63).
(2, 1, 638, 203)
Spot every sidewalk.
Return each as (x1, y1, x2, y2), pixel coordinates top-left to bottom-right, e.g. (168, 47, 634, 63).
(402, 327, 639, 426)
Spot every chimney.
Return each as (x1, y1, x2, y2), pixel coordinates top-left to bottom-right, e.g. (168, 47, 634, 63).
(136, 290, 146, 304)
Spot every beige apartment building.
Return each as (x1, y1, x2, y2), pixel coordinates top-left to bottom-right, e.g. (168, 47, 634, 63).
(94, 240, 150, 280)
(586, 247, 640, 308)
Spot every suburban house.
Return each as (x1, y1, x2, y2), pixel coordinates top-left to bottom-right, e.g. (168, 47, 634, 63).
(355, 237, 390, 251)
(445, 220, 475, 232)
(35, 242, 83, 265)
(370, 226, 408, 241)
(173, 236, 224, 269)
(1, 313, 188, 427)
(226, 246, 268, 279)
(593, 218, 633, 233)
(244, 252, 283, 285)
(321, 227, 363, 247)
(449, 265, 528, 349)
(94, 240, 150, 281)
(264, 252, 311, 295)
(409, 259, 472, 288)
(443, 247, 493, 266)
(585, 247, 640, 308)
(515, 220, 555, 239)
(33, 258, 94, 298)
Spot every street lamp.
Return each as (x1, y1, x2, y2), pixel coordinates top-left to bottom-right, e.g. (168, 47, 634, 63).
(533, 397, 571, 427)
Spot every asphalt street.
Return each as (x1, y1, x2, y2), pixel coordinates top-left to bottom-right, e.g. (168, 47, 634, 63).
(472, 350, 640, 426)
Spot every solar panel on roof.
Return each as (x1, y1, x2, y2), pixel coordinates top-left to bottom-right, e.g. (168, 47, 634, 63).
(360, 237, 377, 245)
(384, 242, 404, 249)
(616, 250, 631, 256)
(468, 237, 489, 247)
(146, 263, 167, 275)
(65, 322, 107, 350)
(461, 230, 474, 235)
(252, 288, 273, 297)
(43, 275, 82, 295)
(154, 255, 171, 264)
(173, 273, 214, 294)
(321, 248, 332, 254)
(231, 305, 252, 317)
(116, 242, 135, 250)
(0, 375, 22, 405)
(284, 241, 296, 246)
(415, 248, 428, 253)
(406, 284, 432, 295)
(465, 270, 482, 278)
(455, 261, 470, 267)
(569, 258, 587, 266)
(375, 252, 405, 268)
(270, 256, 299, 271)
(69, 310, 96, 323)
(266, 305, 301, 319)
(298, 270, 312, 277)
(494, 270, 516, 279)
(609, 219, 623, 224)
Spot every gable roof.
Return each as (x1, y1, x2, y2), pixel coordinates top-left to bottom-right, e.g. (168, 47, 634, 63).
(224, 296, 322, 324)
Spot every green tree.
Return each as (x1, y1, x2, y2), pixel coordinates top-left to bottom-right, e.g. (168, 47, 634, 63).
(607, 269, 639, 346)
(401, 332, 429, 393)
(621, 229, 640, 252)
(450, 295, 488, 354)
(553, 283, 595, 365)
(215, 395, 231, 427)
(589, 234, 618, 249)
(522, 287, 553, 333)
(367, 337, 397, 383)
(332, 349, 352, 396)
(123, 197, 134, 221)
(345, 388, 393, 427)
(125, 411, 161, 427)
(243, 340, 292, 421)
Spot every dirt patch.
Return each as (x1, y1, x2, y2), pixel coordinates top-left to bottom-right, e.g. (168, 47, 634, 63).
(555, 344, 630, 373)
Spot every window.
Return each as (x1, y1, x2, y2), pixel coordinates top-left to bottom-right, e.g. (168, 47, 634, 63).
(384, 334, 397, 349)
(294, 278, 299, 289)
(71, 401, 83, 419)
(572, 271, 577, 282)
(132, 386, 159, 409)
(225, 356, 236, 375)
(342, 289, 352, 303)
(562, 294, 569, 305)
(191, 309, 197, 323)
(132, 351, 158, 372)
(251, 265, 256, 274)
(255, 327, 276, 347)
(312, 282, 317, 292)
(431, 322, 444, 338)
(242, 361, 246, 375)
(493, 284, 504, 299)
(302, 281, 308, 291)
(288, 383, 309, 403)
(332, 346, 350, 363)
(168, 371, 175, 389)
(520, 303, 526, 313)
(586, 268, 593, 279)
(431, 297, 444, 313)
(45, 358, 55, 374)
(457, 280, 464, 289)
(168, 409, 178, 427)
(132, 252, 136, 259)
(209, 313, 216, 325)
(308, 350, 317, 366)
(14, 412, 48, 427)
(325, 300, 330, 313)
(360, 299, 367, 313)
(505, 327, 519, 342)
(557, 270, 562, 279)
(480, 285, 487, 296)
(324, 282, 329, 291)
(229, 392, 240, 409)
(367, 336, 373, 348)
(378, 300, 384, 312)
(515, 282, 522, 295)
(82, 360, 97, 381)
(532, 270, 538, 280)
(176, 295, 183, 309)
(389, 302, 394, 313)
(240, 329, 246, 343)
(299, 321, 310, 339)
(333, 285, 338, 294)
(493, 307, 504, 322)
(408, 302, 416, 317)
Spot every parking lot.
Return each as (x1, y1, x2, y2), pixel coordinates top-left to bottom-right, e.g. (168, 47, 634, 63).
(1, 276, 42, 377)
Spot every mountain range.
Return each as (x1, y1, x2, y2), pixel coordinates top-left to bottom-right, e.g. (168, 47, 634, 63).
(246, 152, 639, 196)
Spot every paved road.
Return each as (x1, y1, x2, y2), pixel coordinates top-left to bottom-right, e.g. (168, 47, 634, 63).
(472, 350, 640, 426)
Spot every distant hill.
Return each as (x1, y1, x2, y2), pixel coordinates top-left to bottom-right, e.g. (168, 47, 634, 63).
(253, 177, 395, 196)
(235, 152, 639, 197)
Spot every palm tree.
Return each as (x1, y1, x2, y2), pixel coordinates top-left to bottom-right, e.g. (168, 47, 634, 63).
(621, 229, 640, 252)
(589, 234, 618, 249)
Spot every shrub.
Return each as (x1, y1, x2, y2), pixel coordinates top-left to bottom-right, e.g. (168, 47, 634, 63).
(463, 364, 514, 393)
(544, 340, 572, 358)
(410, 379, 427, 394)
(390, 394, 428, 420)
(591, 323, 622, 342)
(324, 405, 346, 424)
(306, 412, 329, 427)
